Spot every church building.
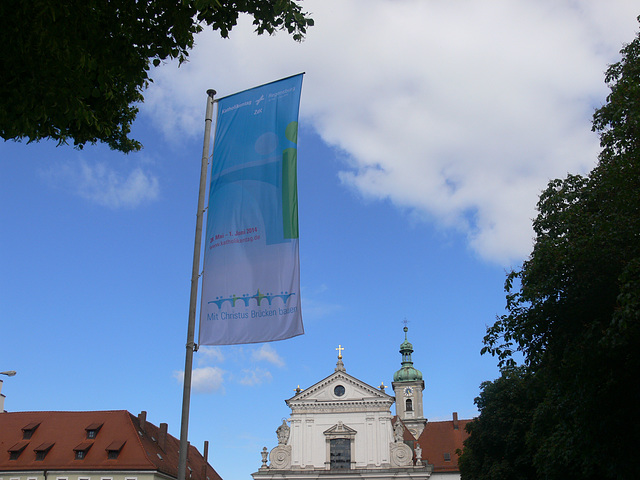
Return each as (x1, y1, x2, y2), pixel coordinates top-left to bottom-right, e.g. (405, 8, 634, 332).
(252, 327, 469, 480)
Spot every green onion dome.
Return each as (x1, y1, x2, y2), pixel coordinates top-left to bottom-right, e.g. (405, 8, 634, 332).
(393, 326, 423, 382)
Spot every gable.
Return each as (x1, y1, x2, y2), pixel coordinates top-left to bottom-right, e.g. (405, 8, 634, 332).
(286, 370, 394, 413)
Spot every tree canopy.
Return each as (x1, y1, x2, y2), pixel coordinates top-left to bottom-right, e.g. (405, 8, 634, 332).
(460, 17, 640, 480)
(0, 0, 313, 152)
(457, 367, 538, 480)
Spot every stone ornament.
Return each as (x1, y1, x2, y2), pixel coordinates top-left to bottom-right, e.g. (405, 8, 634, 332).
(414, 443, 422, 466)
(276, 419, 291, 445)
(393, 420, 404, 443)
(269, 445, 292, 469)
(389, 442, 413, 467)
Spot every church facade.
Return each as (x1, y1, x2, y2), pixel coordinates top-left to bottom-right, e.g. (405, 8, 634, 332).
(252, 328, 469, 480)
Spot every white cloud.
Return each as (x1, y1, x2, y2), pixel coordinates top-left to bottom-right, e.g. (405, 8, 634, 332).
(239, 367, 273, 386)
(251, 344, 285, 367)
(142, 0, 639, 265)
(43, 159, 159, 208)
(173, 366, 225, 393)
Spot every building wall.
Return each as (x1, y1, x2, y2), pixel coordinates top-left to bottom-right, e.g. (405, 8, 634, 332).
(289, 409, 394, 469)
(430, 473, 461, 480)
(0, 471, 173, 480)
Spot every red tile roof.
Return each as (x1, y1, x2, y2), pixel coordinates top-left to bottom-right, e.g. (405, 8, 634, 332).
(0, 410, 221, 480)
(390, 413, 470, 472)
(417, 416, 470, 472)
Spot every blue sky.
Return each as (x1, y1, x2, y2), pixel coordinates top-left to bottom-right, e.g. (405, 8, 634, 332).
(1, 2, 638, 479)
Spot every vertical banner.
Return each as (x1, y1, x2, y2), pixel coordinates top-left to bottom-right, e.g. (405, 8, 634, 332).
(199, 74, 305, 345)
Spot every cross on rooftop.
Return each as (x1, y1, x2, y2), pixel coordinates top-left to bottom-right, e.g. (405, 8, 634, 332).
(336, 344, 344, 359)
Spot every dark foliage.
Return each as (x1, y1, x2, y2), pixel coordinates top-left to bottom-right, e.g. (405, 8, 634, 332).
(0, 0, 313, 152)
(458, 367, 538, 480)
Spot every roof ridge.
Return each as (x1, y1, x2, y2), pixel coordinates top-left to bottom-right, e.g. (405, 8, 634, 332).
(6, 409, 130, 414)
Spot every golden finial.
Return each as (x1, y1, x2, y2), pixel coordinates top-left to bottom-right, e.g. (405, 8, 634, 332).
(294, 385, 302, 394)
(379, 382, 387, 392)
(336, 344, 344, 359)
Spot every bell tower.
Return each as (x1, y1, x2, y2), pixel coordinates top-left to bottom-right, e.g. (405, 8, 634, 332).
(391, 326, 427, 438)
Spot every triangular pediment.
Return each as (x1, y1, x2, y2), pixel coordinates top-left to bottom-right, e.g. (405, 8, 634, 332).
(323, 421, 357, 437)
(286, 369, 394, 407)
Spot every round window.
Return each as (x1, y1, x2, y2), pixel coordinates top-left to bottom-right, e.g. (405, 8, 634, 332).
(334, 385, 345, 397)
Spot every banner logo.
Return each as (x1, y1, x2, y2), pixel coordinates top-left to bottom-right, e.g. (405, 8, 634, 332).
(209, 290, 296, 309)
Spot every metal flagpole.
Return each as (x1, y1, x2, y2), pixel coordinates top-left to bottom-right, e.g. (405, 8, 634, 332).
(178, 89, 217, 480)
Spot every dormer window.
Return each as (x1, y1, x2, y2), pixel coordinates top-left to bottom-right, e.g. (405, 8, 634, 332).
(8, 441, 29, 459)
(106, 440, 125, 460)
(74, 442, 93, 460)
(22, 422, 40, 439)
(443, 452, 451, 462)
(34, 442, 54, 460)
(85, 423, 103, 439)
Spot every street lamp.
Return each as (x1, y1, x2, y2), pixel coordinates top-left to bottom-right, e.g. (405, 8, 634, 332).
(0, 371, 16, 377)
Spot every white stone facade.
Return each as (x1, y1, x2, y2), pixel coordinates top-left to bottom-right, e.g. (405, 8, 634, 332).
(286, 370, 395, 469)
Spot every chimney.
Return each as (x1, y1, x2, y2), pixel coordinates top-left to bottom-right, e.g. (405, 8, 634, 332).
(0, 380, 5, 412)
(453, 412, 459, 430)
(202, 441, 209, 480)
(138, 411, 147, 432)
(158, 422, 168, 451)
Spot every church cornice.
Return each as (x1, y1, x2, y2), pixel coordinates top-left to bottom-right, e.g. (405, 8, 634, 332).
(289, 400, 394, 414)
(391, 380, 425, 389)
